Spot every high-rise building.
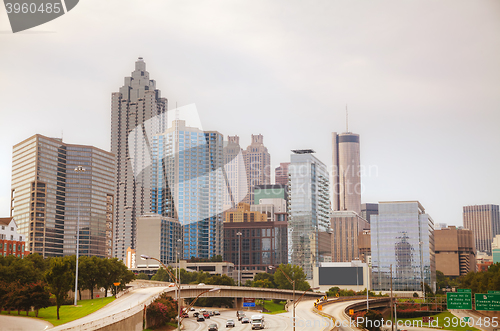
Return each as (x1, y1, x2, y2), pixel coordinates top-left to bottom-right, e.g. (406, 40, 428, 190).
(151, 119, 224, 259)
(463, 204, 500, 255)
(223, 136, 247, 210)
(111, 57, 167, 261)
(11, 134, 114, 258)
(223, 203, 288, 282)
(331, 211, 370, 262)
(275, 162, 290, 185)
(243, 134, 270, 204)
(361, 203, 378, 223)
(371, 201, 436, 292)
(434, 226, 476, 277)
(288, 149, 330, 279)
(253, 184, 288, 205)
(332, 132, 361, 215)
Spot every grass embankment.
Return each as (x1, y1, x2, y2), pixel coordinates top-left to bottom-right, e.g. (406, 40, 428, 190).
(261, 300, 287, 314)
(1, 297, 115, 327)
(396, 311, 479, 331)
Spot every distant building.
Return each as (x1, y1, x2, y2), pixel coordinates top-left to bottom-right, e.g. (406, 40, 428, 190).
(135, 213, 182, 267)
(223, 136, 247, 210)
(310, 262, 370, 292)
(126, 247, 136, 269)
(463, 204, 500, 255)
(0, 217, 29, 258)
(332, 132, 361, 215)
(361, 203, 378, 223)
(358, 230, 371, 263)
(11, 134, 114, 258)
(243, 135, 271, 205)
(223, 202, 287, 281)
(253, 184, 288, 205)
(492, 235, 500, 264)
(434, 226, 476, 277)
(288, 149, 330, 279)
(371, 201, 436, 292)
(331, 211, 370, 262)
(275, 162, 290, 185)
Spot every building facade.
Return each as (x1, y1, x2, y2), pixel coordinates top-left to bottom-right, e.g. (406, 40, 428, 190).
(332, 132, 361, 215)
(253, 184, 288, 205)
(135, 213, 182, 267)
(223, 203, 288, 280)
(0, 217, 29, 258)
(434, 226, 476, 277)
(222, 136, 247, 210)
(331, 211, 370, 262)
(243, 134, 271, 205)
(11, 134, 114, 258)
(151, 119, 224, 259)
(371, 201, 436, 292)
(463, 204, 500, 255)
(288, 150, 330, 279)
(111, 57, 168, 262)
(275, 162, 290, 185)
(361, 203, 378, 223)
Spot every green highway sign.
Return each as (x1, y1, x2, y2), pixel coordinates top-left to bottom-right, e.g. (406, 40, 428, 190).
(462, 317, 470, 322)
(488, 290, 500, 294)
(475, 293, 500, 311)
(447, 292, 472, 310)
(457, 289, 472, 293)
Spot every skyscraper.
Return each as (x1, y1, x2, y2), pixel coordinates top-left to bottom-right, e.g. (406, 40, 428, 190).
(243, 134, 270, 205)
(434, 226, 476, 277)
(151, 119, 224, 259)
(332, 132, 361, 215)
(330, 211, 369, 262)
(371, 201, 436, 292)
(288, 149, 330, 279)
(463, 204, 500, 255)
(223, 136, 247, 210)
(11, 134, 115, 258)
(111, 57, 167, 261)
(275, 162, 290, 185)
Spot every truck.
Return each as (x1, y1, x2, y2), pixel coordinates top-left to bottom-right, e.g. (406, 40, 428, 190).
(251, 314, 265, 330)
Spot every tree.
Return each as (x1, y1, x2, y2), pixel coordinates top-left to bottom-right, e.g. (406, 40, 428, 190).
(253, 279, 274, 288)
(253, 272, 275, 288)
(273, 264, 310, 291)
(207, 274, 235, 286)
(79, 256, 101, 299)
(151, 267, 174, 282)
(98, 258, 135, 297)
(45, 257, 75, 320)
(136, 273, 149, 280)
(361, 310, 384, 331)
(28, 281, 51, 317)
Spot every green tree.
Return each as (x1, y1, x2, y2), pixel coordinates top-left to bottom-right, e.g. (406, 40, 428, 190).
(273, 264, 310, 291)
(361, 310, 383, 331)
(98, 258, 135, 296)
(151, 267, 175, 282)
(45, 257, 75, 320)
(29, 280, 51, 317)
(136, 273, 149, 280)
(253, 272, 275, 288)
(79, 256, 102, 299)
(253, 279, 274, 288)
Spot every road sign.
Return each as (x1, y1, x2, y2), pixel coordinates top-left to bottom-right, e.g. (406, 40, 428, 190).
(462, 317, 470, 322)
(243, 298, 256, 308)
(447, 292, 472, 309)
(457, 289, 472, 293)
(349, 309, 354, 315)
(488, 290, 500, 294)
(318, 305, 322, 311)
(475, 293, 500, 311)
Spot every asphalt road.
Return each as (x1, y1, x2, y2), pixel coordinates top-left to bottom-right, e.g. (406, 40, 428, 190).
(0, 314, 53, 331)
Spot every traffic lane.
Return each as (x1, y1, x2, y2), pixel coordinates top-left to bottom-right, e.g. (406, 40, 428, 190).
(449, 309, 493, 331)
(49, 286, 168, 331)
(322, 299, 366, 331)
(293, 299, 332, 331)
(0, 314, 53, 331)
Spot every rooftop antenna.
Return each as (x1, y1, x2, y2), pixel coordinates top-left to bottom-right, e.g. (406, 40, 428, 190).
(175, 102, 179, 121)
(346, 104, 349, 133)
(61, 130, 63, 141)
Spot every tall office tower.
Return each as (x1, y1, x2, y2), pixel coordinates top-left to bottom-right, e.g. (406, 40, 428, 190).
(151, 119, 223, 259)
(463, 205, 500, 255)
(111, 57, 167, 261)
(223, 136, 247, 210)
(434, 226, 476, 277)
(243, 134, 271, 205)
(330, 211, 370, 262)
(371, 201, 436, 292)
(275, 162, 290, 185)
(287, 149, 330, 279)
(332, 132, 361, 215)
(361, 203, 378, 223)
(11, 134, 115, 258)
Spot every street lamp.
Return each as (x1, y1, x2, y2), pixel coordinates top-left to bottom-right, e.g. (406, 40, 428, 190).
(295, 287, 320, 307)
(236, 232, 242, 286)
(179, 287, 221, 324)
(74, 166, 85, 306)
(140, 255, 179, 285)
(176, 238, 182, 331)
(419, 241, 425, 302)
(269, 265, 296, 331)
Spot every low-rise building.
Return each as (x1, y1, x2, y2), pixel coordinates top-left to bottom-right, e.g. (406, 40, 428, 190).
(434, 226, 476, 277)
(0, 217, 29, 258)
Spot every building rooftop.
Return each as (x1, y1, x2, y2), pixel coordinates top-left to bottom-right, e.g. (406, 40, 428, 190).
(291, 149, 315, 154)
(0, 217, 12, 226)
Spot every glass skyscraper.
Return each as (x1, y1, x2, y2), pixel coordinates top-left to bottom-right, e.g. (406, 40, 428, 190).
(371, 201, 436, 292)
(151, 119, 223, 259)
(288, 150, 330, 279)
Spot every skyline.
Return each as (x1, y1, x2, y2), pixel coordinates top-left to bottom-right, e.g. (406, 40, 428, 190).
(1, 1, 499, 227)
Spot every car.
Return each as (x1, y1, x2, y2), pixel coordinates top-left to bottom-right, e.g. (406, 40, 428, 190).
(242, 317, 250, 323)
(236, 310, 244, 317)
(213, 310, 220, 315)
(203, 312, 210, 319)
(190, 307, 195, 311)
(200, 308, 207, 312)
(208, 323, 218, 331)
(208, 311, 214, 316)
(238, 313, 246, 321)
(193, 312, 199, 317)
(197, 315, 205, 322)
(181, 312, 189, 318)
(226, 319, 235, 328)
(198, 283, 206, 286)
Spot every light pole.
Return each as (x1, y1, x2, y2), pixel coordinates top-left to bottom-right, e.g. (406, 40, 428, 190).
(140, 255, 179, 284)
(179, 287, 221, 324)
(296, 287, 320, 307)
(269, 265, 296, 331)
(74, 166, 85, 306)
(236, 232, 242, 286)
(419, 241, 425, 302)
(176, 238, 182, 331)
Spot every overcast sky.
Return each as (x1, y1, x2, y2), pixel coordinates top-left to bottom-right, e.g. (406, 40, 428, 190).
(0, 0, 499, 226)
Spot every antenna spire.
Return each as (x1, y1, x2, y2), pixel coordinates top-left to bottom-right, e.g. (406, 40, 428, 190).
(346, 104, 349, 132)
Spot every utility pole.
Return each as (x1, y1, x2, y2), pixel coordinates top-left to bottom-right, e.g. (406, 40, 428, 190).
(390, 264, 394, 331)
